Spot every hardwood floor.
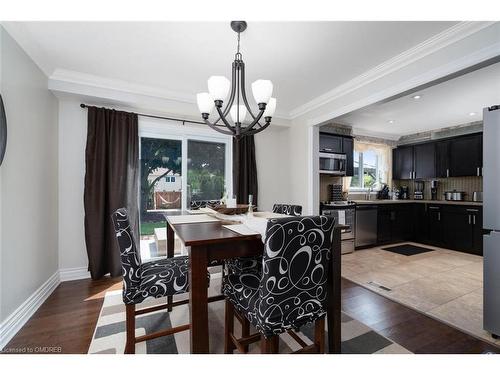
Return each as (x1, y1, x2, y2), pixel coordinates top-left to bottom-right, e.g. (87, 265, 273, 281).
(3, 277, 498, 354)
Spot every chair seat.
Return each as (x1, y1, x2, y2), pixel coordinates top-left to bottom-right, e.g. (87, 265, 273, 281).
(121, 256, 210, 304)
(225, 256, 262, 275)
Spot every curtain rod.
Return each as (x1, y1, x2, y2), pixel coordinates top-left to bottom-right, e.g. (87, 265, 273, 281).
(79, 103, 207, 126)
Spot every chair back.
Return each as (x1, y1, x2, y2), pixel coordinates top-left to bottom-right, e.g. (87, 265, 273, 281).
(111, 208, 142, 303)
(190, 199, 220, 210)
(272, 204, 302, 216)
(256, 215, 335, 336)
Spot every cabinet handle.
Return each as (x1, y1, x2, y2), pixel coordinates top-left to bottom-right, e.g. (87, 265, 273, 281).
(466, 209, 479, 212)
(468, 214, 471, 225)
(473, 215, 476, 225)
(477, 167, 480, 176)
(446, 169, 449, 177)
(438, 212, 441, 221)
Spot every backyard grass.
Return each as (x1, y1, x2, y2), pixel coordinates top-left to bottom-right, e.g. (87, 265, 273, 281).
(140, 221, 166, 236)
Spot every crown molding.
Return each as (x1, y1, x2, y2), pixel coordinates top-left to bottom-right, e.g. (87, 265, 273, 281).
(50, 69, 196, 104)
(289, 21, 497, 119)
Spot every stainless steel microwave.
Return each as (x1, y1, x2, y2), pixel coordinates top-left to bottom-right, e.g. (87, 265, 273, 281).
(319, 152, 346, 175)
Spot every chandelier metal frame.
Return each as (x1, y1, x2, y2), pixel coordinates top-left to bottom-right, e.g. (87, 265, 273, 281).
(199, 21, 275, 138)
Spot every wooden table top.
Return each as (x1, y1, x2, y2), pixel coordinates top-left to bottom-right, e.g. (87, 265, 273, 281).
(162, 211, 262, 246)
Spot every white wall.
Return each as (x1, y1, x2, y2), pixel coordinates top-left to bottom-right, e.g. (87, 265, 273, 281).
(0, 28, 59, 321)
(58, 97, 88, 273)
(57, 97, 292, 271)
(254, 126, 291, 212)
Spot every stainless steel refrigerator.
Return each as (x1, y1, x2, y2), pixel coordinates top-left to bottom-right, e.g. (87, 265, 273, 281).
(483, 104, 500, 340)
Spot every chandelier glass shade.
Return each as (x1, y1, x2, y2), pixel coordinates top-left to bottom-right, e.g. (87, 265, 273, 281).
(196, 21, 276, 137)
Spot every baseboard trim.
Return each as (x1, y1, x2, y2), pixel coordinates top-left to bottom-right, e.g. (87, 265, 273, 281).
(0, 271, 60, 350)
(59, 266, 91, 282)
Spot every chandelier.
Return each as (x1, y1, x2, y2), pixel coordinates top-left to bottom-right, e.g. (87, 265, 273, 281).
(196, 21, 276, 138)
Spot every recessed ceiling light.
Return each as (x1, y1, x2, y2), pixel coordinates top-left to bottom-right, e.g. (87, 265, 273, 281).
(388, 120, 395, 124)
(412, 95, 422, 100)
(469, 112, 477, 116)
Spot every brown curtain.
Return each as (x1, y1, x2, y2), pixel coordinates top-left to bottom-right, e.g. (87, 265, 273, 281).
(84, 106, 139, 280)
(233, 135, 258, 206)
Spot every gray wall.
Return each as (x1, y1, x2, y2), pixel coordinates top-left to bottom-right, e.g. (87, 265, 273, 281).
(0, 26, 59, 321)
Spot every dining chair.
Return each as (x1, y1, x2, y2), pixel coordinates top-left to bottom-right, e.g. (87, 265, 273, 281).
(112, 208, 210, 354)
(222, 215, 336, 354)
(190, 199, 221, 210)
(225, 203, 303, 276)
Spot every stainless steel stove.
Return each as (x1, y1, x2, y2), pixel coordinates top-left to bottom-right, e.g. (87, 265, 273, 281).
(320, 201, 356, 254)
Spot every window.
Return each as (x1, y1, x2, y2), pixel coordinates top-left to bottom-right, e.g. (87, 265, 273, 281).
(138, 119, 232, 243)
(350, 141, 391, 191)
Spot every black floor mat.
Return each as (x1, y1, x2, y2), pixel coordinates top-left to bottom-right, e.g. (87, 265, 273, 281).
(382, 244, 434, 256)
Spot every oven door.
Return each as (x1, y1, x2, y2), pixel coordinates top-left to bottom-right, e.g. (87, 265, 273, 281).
(319, 153, 346, 175)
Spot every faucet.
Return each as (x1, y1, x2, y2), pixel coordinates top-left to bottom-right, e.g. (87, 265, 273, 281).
(365, 187, 373, 201)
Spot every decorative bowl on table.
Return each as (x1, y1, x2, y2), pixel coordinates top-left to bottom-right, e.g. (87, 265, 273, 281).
(212, 204, 255, 215)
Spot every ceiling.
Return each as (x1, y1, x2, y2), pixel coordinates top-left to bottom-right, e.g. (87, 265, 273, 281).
(334, 61, 500, 137)
(3, 21, 458, 117)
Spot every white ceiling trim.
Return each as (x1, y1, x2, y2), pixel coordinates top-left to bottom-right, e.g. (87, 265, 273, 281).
(289, 21, 496, 119)
(50, 68, 195, 104)
(306, 41, 500, 128)
(48, 68, 293, 121)
(351, 127, 400, 141)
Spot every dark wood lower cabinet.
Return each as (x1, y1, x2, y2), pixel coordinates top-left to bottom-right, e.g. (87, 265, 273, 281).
(373, 203, 482, 255)
(376, 204, 414, 244)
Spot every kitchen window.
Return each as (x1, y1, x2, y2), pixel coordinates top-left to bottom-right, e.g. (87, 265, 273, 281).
(350, 141, 391, 191)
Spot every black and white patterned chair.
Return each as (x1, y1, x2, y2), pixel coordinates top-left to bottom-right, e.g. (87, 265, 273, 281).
(272, 203, 303, 216)
(190, 199, 220, 210)
(222, 215, 335, 354)
(224, 203, 303, 276)
(112, 208, 210, 354)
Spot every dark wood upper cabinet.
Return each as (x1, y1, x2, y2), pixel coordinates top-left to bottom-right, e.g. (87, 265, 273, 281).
(342, 137, 354, 177)
(414, 142, 436, 179)
(393, 146, 414, 179)
(435, 140, 450, 178)
(319, 133, 343, 153)
(448, 134, 482, 177)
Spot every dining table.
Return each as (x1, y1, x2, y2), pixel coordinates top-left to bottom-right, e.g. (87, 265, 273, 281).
(162, 210, 343, 354)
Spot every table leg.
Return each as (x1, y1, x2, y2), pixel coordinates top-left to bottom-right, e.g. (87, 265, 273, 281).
(327, 226, 342, 354)
(188, 245, 209, 353)
(166, 222, 175, 312)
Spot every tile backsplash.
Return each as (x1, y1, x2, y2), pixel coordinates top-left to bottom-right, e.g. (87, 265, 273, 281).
(393, 176, 482, 201)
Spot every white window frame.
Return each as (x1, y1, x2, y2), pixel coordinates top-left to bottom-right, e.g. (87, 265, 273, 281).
(139, 117, 233, 211)
(350, 150, 381, 192)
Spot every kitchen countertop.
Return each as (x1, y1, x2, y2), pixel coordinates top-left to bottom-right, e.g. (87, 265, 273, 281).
(353, 199, 483, 207)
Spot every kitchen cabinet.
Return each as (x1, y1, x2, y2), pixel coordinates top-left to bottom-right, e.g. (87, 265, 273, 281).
(343, 137, 354, 177)
(393, 146, 414, 180)
(442, 206, 483, 255)
(376, 204, 413, 244)
(448, 133, 483, 177)
(319, 133, 343, 153)
(435, 141, 450, 178)
(414, 203, 429, 243)
(414, 142, 436, 179)
(392, 132, 483, 179)
(427, 205, 444, 246)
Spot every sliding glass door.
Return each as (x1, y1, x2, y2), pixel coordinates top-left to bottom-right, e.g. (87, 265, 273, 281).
(187, 140, 226, 204)
(138, 119, 232, 258)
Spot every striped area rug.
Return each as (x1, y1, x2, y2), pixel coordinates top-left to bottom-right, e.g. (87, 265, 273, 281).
(89, 277, 412, 354)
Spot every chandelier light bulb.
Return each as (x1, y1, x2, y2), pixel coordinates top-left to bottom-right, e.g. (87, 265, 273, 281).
(196, 93, 214, 114)
(207, 76, 231, 102)
(263, 98, 276, 117)
(251, 79, 273, 104)
(230, 105, 247, 123)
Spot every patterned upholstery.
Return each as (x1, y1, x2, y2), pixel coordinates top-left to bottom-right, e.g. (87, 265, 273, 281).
(112, 208, 209, 305)
(222, 215, 335, 337)
(190, 199, 220, 210)
(225, 203, 303, 275)
(272, 204, 303, 216)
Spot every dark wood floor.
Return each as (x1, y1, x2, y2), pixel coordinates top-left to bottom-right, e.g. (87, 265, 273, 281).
(4, 277, 499, 354)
